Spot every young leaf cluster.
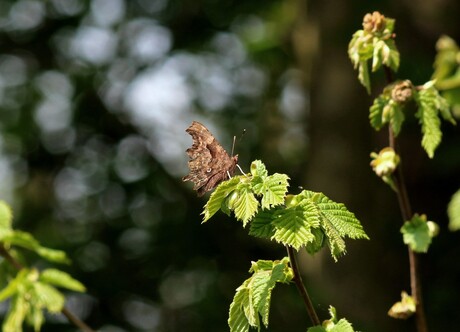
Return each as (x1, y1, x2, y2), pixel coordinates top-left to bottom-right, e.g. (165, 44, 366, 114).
(0, 201, 86, 331)
(307, 306, 355, 332)
(203, 160, 289, 226)
(0, 268, 85, 332)
(369, 80, 455, 158)
(348, 13, 399, 93)
(228, 257, 293, 332)
(202, 161, 368, 262)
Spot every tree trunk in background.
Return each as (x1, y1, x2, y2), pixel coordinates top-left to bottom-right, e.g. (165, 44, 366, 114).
(291, 1, 409, 330)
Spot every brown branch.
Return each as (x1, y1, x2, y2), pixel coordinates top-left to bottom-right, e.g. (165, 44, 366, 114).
(286, 246, 321, 326)
(0, 244, 96, 332)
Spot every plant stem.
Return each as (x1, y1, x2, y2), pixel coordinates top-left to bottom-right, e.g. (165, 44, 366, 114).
(389, 128, 428, 332)
(0, 244, 96, 332)
(384, 65, 428, 332)
(286, 246, 321, 326)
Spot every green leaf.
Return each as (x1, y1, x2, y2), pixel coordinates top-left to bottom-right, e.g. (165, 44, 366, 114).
(358, 60, 371, 94)
(250, 160, 268, 178)
(383, 38, 400, 72)
(39, 269, 86, 292)
(307, 306, 355, 332)
(26, 304, 44, 332)
(228, 284, 252, 332)
(0, 231, 71, 264)
(31, 282, 65, 313)
(415, 82, 455, 158)
(233, 185, 259, 226)
(35, 247, 71, 264)
(202, 176, 241, 222)
(369, 94, 387, 130)
(228, 258, 293, 332)
(448, 189, 460, 231)
(400, 214, 432, 253)
(271, 198, 320, 250)
(300, 191, 369, 261)
(0, 201, 13, 230)
(3, 294, 27, 332)
(249, 209, 277, 239)
(252, 173, 289, 210)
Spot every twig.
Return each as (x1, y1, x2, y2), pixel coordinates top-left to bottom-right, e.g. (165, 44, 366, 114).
(286, 246, 321, 326)
(0, 244, 96, 332)
(384, 67, 428, 332)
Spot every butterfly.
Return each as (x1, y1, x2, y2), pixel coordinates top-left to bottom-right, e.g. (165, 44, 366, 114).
(183, 121, 238, 196)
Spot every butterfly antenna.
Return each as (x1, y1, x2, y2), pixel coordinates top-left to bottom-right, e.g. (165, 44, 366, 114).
(231, 128, 246, 157)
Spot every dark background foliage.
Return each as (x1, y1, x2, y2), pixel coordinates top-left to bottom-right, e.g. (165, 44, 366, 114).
(0, 0, 459, 331)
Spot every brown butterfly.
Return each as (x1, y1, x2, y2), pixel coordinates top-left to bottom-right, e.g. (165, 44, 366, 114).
(183, 121, 238, 196)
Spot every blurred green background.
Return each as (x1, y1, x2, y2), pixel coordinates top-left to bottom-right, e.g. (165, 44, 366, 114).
(0, 0, 459, 331)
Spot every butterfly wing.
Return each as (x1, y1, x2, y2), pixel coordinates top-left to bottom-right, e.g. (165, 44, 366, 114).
(183, 121, 238, 196)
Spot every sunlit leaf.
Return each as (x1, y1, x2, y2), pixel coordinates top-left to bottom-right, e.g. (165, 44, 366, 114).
(39, 269, 86, 292)
(202, 176, 242, 222)
(0, 201, 13, 230)
(448, 189, 460, 231)
(400, 214, 432, 253)
(228, 258, 292, 332)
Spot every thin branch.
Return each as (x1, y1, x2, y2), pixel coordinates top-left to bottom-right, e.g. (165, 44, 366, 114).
(286, 246, 321, 326)
(0, 244, 96, 332)
(384, 67, 428, 332)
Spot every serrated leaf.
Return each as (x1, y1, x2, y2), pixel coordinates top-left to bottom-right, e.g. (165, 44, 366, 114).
(390, 103, 405, 136)
(358, 60, 371, 94)
(415, 83, 455, 158)
(253, 173, 289, 210)
(0, 201, 13, 230)
(372, 40, 384, 72)
(31, 282, 65, 313)
(249, 209, 276, 239)
(202, 176, 242, 222)
(228, 285, 252, 332)
(448, 189, 460, 231)
(383, 39, 400, 72)
(300, 191, 368, 261)
(417, 97, 442, 159)
(400, 215, 432, 253)
(250, 160, 268, 178)
(271, 199, 320, 250)
(39, 269, 86, 292)
(369, 94, 387, 130)
(3, 294, 27, 332)
(307, 306, 355, 332)
(233, 185, 259, 226)
(228, 259, 292, 332)
(312, 193, 368, 240)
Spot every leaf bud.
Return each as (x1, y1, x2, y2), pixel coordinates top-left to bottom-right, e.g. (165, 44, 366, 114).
(363, 11, 386, 33)
(370, 147, 400, 177)
(391, 80, 413, 103)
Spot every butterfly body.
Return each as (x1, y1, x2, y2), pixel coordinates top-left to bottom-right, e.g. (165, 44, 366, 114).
(183, 121, 238, 196)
